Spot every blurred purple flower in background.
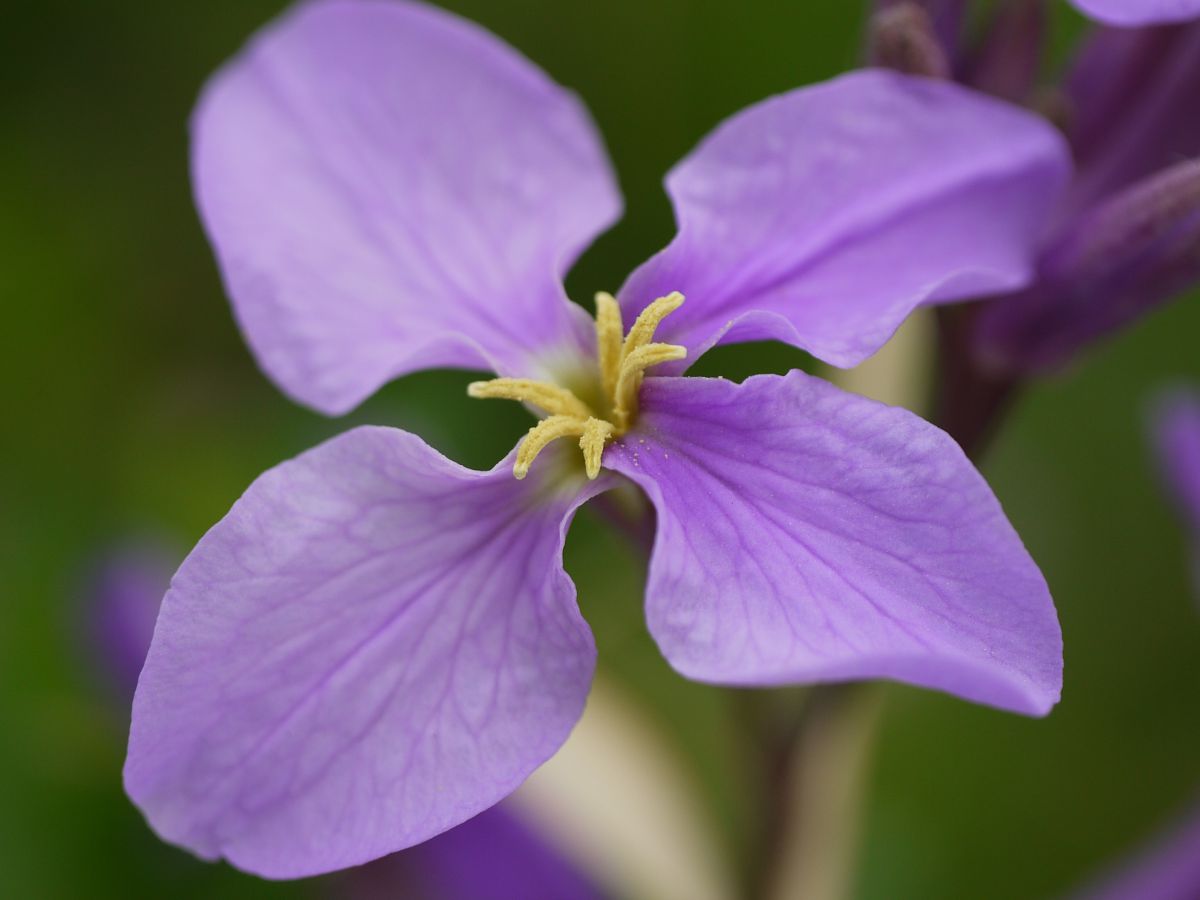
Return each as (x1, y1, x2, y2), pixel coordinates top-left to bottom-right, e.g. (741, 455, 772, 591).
(1058, 385, 1200, 899)
(972, 19, 1200, 375)
(89, 544, 174, 701)
(89, 542, 604, 899)
(125, 0, 1069, 878)
(340, 805, 604, 900)
(872, 1, 1200, 453)
(1070, 800, 1200, 900)
(1152, 388, 1200, 591)
(1068, 389, 1200, 900)
(1068, 0, 1200, 26)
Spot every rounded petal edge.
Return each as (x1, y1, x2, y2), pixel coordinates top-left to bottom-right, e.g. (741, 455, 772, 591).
(192, 0, 622, 415)
(607, 373, 1062, 716)
(125, 426, 609, 877)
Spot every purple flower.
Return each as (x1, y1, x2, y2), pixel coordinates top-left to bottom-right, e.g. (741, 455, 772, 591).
(1152, 388, 1200, 590)
(976, 157, 1200, 372)
(972, 17, 1200, 373)
(870, 5, 1200, 378)
(1068, 0, 1200, 26)
(337, 805, 604, 900)
(88, 545, 602, 897)
(125, 0, 1068, 878)
(88, 544, 176, 700)
(1070, 799, 1200, 900)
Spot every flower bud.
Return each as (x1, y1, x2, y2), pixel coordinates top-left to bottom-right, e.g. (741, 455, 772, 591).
(976, 157, 1200, 372)
(867, 2, 951, 78)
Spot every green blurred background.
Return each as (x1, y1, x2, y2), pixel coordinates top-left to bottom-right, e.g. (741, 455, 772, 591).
(3, 1, 1198, 897)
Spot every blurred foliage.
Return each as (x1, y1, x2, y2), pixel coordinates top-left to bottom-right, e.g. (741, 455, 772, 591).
(1, 1, 1197, 898)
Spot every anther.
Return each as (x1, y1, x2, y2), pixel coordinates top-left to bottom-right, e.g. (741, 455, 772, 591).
(612, 342, 687, 432)
(468, 291, 686, 481)
(594, 292, 624, 399)
(467, 378, 594, 420)
(623, 291, 685, 356)
(579, 417, 615, 480)
(513, 416, 589, 480)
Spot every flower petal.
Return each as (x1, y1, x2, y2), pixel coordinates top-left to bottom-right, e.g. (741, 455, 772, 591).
(1071, 800, 1200, 900)
(89, 544, 173, 701)
(344, 804, 604, 900)
(606, 374, 1061, 715)
(974, 158, 1200, 373)
(1067, 0, 1200, 26)
(193, 0, 621, 415)
(617, 70, 1069, 371)
(1063, 23, 1200, 220)
(1154, 388, 1200, 533)
(125, 427, 604, 877)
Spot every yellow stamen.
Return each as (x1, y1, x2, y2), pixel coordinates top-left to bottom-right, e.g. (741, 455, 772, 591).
(594, 292, 624, 398)
(612, 342, 687, 432)
(467, 378, 594, 420)
(622, 291, 685, 356)
(469, 291, 685, 480)
(579, 417, 615, 480)
(513, 415, 589, 480)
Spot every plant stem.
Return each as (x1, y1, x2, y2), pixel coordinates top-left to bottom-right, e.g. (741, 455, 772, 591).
(933, 303, 1023, 462)
(747, 306, 1023, 898)
(737, 688, 807, 899)
(589, 486, 656, 554)
(748, 684, 885, 900)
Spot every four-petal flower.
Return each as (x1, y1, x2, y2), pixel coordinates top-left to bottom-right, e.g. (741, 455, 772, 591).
(126, 0, 1069, 877)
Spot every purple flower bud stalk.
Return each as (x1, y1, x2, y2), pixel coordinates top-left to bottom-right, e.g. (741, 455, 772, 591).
(962, 0, 1047, 103)
(978, 158, 1200, 373)
(867, 2, 951, 78)
(872, 0, 967, 61)
(868, 5, 1200, 457)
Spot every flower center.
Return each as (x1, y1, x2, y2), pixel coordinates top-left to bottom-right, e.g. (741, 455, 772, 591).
(468, 291, 686, 480)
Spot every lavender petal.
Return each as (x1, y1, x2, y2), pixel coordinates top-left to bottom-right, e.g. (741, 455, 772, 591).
(125, 427, 603, 877)
(1068, 0, 1200, 26)
(1064, 22, 1200, 221)
(1071, 800, 1200, 900)
(607, 373, 1062, 715)
(976, 158, 1200, 372)
(342, 805, 604, 900)
(193, 0, 621, 415)
(618, 71, 1069, 373)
